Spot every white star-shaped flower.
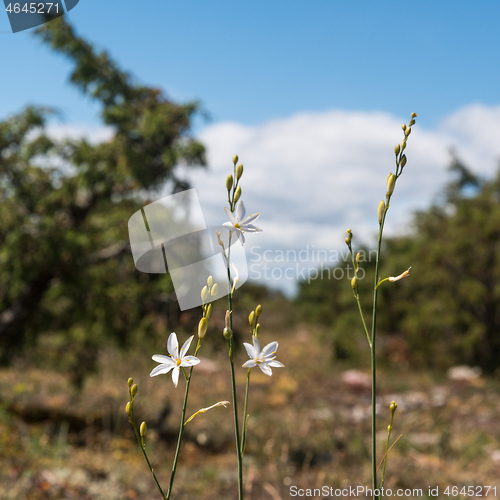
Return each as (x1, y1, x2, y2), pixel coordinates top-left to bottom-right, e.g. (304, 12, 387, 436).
(242, 337, 284, 376)
(150, 332, 200, 387)
(223, 200, 262, 245)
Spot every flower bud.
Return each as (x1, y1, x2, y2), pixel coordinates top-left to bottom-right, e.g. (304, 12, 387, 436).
(345, 236, 351, 245)
(390, 401, 397, 413)
(211, 283, 219, 297)
(351, 276, 357, 289)
(356, 252, 362, 263)
(249, 311, 255, 326)
(401, 141, 406, 151)
(207, 276, 213, 287)
(402, 123, 406, 131)
(255, 304, 262, 317)
(216, 230, 224, 247)
(387, 173, 396, 196)
(377, 200, 385, 224)
(223, 327, 233, 340)
(225, 310, 230, 329)
(232, 154, 239, 165)
(255, 323, 261, 337)
(226, 174, 233, 191)
(234, 186, 242, 203)
(236, 163, 243, 179)
(394, 144, 400, 156)
(388, 425, 392, 432)
(127, 377, 133, 387)
(201, 286, 209, 302)
(405, 127, 411, 137)
(131, 384, 138, 397)
(206, 303, 212, 320)
(411, 112, 417, 119)
(140, 421, 147, 437)
(198, 317, 208, 339)
(126, 402, 132, 416)
(400, 155, 407, 168)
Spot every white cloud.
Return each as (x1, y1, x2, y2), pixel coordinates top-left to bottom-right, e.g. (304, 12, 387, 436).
(183, 104, 500, 294)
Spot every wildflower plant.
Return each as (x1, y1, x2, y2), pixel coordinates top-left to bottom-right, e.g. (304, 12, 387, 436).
(220, 155, 283, 499)
(125, 277, 227, 500)
(346, 113, 417, 499)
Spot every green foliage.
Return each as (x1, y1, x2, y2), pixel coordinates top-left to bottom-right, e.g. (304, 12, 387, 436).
(298, 158, 500, 372)
(0, 18, 206, 386)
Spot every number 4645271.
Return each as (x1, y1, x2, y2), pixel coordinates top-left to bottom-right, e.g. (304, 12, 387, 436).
(5, 3, 59, 14)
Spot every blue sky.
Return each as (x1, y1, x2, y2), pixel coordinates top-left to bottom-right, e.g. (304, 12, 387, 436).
(2, 1, 500, 293)
(1, 1, 500, 128)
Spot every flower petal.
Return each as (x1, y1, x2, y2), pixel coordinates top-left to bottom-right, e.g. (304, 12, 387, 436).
(253, 336, 261, 355)
(243, 360, 257, 368)
(181, 355, 200, 367)
(223, 221, 236, 231)
(238, 231, 246, 246)
(167, 332, 179, 358)
(262, 341, 278, 359)
(258, 362, 273, 376)
(172, 367, 180, 387)
(224, 206, 237, 225)
(179, 335, 194, 359)
(152, 354, 175, 365)
(243, 212, 261, 224)
(268, 360, 285, 368)
(150, 363, 175, 377)
(243, 342, 258, 360)
(235, 200, 245, 221)
(242, 223, 262, 232)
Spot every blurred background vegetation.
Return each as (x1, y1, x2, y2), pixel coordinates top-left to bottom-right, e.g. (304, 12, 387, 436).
(1, 17, 500, 500)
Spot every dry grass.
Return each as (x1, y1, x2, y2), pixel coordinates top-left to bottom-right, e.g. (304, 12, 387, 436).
(1, 322, 500, 499)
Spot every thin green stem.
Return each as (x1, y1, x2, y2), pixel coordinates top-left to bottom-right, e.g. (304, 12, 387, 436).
(370, 206, 389, 500)
(166, 340, 201, 500)
(349, 247, 372, 347)
(241, 368, 251, 457)
(380, 412, 395, 490)
(226, 231, 244, 500)
(130, 409, 166, 499)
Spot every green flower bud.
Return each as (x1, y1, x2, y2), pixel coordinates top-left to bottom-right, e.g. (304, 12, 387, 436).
(198, 317, 208, 339)
(223, 327, 233, 340)
(131, 384, 138, 397)
(140, 421, 147, 437)
(207, 276, 213, 287)
(232, 154, 239, 165)
(394, 144, 400, 156)
(401, 141, 407, 151)
(249, 311, 255, 326)
(400, 155, 407, 168)
(255, 323, 261, 337)
(356, 252, 362, 263)
(255, 304, 262, 317)
(234, 186, 242, 203)
(390, 401, 397, 413)
(127, 377, 133, 387)
(201, 286, 209, 302)
(211, 283, 219, 297)
(405, 127, 411, 137)
(226, 174, 233, 191)
(351, 276, 357, 289)
(402, 123, 406, 131)
(126, 402, 132, 416)
(411, 112, 417, 119)
(388, 425, 392, 432)
(206, 303, 212, 320)
(345, 236, 351, 245)
(236, 163, 244, 179)
(410, 119, 415, 126)
(377, 200, 385, 224)
(387, 173, 396, 196)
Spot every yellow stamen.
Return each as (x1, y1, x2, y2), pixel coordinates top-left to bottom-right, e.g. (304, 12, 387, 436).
(176, 358, 181, 366)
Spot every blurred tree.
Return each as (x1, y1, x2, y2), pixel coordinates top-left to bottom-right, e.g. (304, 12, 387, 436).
(298, 157, 500, 373)
(0, 18, 205, 386)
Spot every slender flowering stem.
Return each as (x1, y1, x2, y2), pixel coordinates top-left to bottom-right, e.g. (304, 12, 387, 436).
(226, 231, 244, 500)
(349, 247, 371, 348)
(166, 340, 201, 500)
(380, 408, 396, 489)
(241, 368, 251, 457)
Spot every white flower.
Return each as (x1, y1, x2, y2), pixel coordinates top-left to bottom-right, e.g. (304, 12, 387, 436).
(242, 337, 284, 376)
(388, 267, 411, 282)
(223, 200, 262, 245)
(150, 332, 200, 387)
